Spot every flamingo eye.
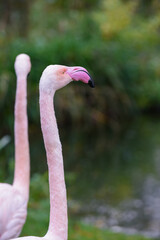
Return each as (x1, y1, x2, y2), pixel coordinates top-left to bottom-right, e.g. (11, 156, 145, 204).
(60, 68, 67, 75)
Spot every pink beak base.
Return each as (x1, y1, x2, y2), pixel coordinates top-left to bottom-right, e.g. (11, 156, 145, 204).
(66, 67, 95, 88)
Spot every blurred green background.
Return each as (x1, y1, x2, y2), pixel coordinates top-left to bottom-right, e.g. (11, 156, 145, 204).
(1, 0, 160, 239)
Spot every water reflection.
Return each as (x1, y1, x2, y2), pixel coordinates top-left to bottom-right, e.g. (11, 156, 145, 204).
(64, 116, 160, 238)
(1, 116, 160, 238)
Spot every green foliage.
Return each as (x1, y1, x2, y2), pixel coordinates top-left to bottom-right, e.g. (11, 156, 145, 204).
(1, 0, 160, 130)
(69, 223, 150, 240)
(95, 0, 160, 110)
(21, 173, 151, 240)
(1, 2, 160, 238)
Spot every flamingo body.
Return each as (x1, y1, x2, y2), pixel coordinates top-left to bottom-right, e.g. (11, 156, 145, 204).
(0, 54, 31, 240)
(0, 184, 27, 240)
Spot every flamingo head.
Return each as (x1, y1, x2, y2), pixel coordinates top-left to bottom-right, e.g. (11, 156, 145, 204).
(40, 65, 94, 94)
(14, 53, 31, 77)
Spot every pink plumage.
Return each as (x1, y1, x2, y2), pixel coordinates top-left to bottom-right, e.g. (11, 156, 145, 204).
(0, 184, 27, 239)
(0, 54, 31, 240)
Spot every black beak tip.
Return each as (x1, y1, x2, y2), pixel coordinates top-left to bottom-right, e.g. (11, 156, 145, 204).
(88, 79, 95, 88)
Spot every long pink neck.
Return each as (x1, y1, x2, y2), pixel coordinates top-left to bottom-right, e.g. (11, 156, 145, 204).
(40, 90, 68, 240)
(13, 74, 30, 200)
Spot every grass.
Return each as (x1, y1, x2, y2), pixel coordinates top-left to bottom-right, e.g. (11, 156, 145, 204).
(22, 213, 151, 240)
(69, 223, 151, 240)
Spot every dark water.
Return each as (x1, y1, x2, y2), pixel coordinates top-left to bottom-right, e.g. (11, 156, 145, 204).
(1, 116, 160, 238)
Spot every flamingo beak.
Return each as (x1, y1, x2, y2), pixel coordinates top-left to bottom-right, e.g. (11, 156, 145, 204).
(88, 77, 95, 88)
(66, 67, 95, 88)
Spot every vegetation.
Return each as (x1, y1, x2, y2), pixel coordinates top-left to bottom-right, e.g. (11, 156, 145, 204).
(1, 0, 160, 131)
(21, 173, 151, 240)
(1, 0, 160, 239)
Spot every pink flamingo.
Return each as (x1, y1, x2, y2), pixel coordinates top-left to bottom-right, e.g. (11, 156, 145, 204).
(12, 65, 94, 240)
(0, 54, 31, 240)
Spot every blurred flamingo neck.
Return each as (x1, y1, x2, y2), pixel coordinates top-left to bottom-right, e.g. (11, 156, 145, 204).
(13, 74, 30, 200)
(40, 90, 68, 240)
